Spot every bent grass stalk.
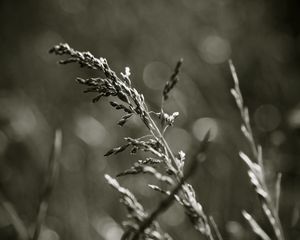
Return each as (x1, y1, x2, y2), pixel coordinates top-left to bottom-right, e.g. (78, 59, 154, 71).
(50, 43, 216, 240)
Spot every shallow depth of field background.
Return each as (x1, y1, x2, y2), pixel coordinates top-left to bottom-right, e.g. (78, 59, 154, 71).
(0, 0, 300, 239)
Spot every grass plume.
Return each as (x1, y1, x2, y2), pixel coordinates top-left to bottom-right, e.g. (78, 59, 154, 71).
(50, 43, 215, 239)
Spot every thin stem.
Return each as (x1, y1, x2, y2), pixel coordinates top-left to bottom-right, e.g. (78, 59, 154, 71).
(209, 216, 223, 240)
(147, 113, 180, 172)
(32, 129, 62, 240)
(0, 190, 29, 240)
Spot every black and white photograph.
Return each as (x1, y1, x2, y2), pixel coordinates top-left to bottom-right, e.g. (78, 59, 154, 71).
(0, 1, 299, 239)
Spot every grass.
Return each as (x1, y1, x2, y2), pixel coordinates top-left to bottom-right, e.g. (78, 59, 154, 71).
(229, 60, 285, 240)
(50, 43, 215, 240)
(0, 43, 285, 240)
(49, 43, 286, 240)
(0, 130, 62, 240)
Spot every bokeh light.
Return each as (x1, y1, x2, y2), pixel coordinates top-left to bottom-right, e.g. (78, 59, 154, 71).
(91, 215, 123, 240)
(192, 117, 219, 141)
(199, 35, 231, 64)
(39, 226, 60, 240)
(75, 114, 107, 147)
(254, 104, 281, 132)
(165, 127, 192, 152)
(143, 62, 171, 90)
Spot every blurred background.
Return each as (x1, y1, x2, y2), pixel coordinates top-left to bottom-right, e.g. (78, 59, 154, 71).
(0, 0, 300, 239)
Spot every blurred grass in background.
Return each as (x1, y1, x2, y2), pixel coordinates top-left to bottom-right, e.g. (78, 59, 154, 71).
(0, 0, 300, 239)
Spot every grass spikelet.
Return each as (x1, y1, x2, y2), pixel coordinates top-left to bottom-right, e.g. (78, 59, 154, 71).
(104, 175, 172, 240)
(229, 59, 285, 240)
(162, 58, 183, 101)
(242, 211, 271, 240)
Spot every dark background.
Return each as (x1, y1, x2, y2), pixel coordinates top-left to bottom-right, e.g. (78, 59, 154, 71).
(0, 0, 300, 239)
